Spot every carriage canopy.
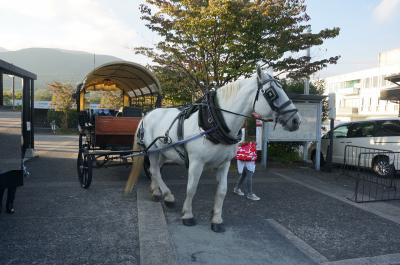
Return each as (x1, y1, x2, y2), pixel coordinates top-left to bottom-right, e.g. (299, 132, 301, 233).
(76, 61, 162, 111)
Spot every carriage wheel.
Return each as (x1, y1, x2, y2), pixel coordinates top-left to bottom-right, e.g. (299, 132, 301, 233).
(143, 155, 151, 179)
(78, 150, 93, 189)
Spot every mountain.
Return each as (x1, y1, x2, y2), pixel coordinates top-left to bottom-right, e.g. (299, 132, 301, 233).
(0, 47, 7, 52)
(0, 48, 121, 89)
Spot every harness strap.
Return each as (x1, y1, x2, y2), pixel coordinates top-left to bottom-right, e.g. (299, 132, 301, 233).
(177, 111, 189, 168)
(145, 127, 217, 155)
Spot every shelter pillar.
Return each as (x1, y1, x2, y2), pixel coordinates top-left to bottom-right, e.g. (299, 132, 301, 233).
(22, 77, 34, 158)
(0, 73, 3, 106)
(30, 79, 35, 149)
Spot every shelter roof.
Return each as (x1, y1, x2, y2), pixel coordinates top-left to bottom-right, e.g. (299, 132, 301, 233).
(0, 59, 37, 80)
(380, 87, 400, 101)
(287, 93, 326, 102)
(386, 73, 400, 86)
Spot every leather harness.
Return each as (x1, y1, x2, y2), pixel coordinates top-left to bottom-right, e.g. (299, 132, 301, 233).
(140, 76, 298, 169)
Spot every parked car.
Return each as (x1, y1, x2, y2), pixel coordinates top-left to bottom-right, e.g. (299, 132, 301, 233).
(309, 118, 400, 175)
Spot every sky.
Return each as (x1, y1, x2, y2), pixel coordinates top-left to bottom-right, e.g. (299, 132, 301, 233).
(0, 0, 400, 78)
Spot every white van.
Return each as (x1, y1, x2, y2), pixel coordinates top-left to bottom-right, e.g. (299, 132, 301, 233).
(309, 118, 400, 175)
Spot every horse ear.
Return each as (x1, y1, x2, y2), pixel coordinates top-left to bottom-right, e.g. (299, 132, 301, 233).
(256, 65, 262, 79)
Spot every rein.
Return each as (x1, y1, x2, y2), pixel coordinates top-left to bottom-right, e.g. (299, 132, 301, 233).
(197, 76, 298, 127)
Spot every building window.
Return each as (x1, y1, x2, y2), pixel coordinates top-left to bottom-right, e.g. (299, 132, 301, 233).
(373, 76, 378, 87)
(368, 98, 372, 111)
(365, 78, 371, 88)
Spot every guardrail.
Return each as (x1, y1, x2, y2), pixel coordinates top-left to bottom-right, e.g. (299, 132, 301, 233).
(342, 145, 400, 203)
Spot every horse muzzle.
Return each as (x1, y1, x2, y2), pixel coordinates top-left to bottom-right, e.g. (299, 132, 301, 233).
(279, 113, 301, 132)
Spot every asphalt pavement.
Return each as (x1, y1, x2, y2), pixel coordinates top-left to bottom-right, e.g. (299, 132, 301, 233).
(2, 130, 400, 265)
(0, 134, 139, 265)
(159, 164, 400, 265)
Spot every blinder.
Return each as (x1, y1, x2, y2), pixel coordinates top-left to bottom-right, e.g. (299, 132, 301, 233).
(254, 76, 298, 128)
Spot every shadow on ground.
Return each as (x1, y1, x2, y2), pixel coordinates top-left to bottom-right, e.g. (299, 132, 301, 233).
(0, 145, 139, 265)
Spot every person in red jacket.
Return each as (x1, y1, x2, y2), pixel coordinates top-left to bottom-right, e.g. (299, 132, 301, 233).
(233, 141, 260, 201)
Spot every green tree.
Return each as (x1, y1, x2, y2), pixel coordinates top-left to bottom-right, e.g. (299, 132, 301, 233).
(35, 88, 53, 101)
(153, 67, 196, 105)
(48, 82, 74, 129)
(136, 0, 340, 101)
(99, 91, 123, 110)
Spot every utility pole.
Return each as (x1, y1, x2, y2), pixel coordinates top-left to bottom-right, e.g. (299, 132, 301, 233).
(303, 27, 311, 164)
(304, 27, 311, 95)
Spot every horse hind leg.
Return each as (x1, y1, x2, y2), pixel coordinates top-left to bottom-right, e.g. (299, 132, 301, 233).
(148, 154, 175, 207)
(182, 160, 204, 226)
(210, 161, 230, 233)
(150, 180, 162, 202)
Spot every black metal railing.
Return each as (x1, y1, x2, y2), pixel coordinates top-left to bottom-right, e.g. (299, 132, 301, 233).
(342, 145, 400, 203)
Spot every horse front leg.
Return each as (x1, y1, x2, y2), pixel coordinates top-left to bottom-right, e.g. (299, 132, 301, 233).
(182, 160, 204, 226)
(148, 154, 175, 207)
(211, 161, 230, 233)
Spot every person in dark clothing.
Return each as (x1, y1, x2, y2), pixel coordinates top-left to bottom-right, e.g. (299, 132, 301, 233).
(0, 187, 16, 214)
(0, 170, 23, 214)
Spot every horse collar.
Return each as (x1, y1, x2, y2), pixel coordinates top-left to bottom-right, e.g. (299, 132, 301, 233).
(198, 91, 241, 145)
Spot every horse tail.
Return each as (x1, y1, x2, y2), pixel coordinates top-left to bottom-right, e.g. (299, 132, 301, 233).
(124, 119, 145, 193)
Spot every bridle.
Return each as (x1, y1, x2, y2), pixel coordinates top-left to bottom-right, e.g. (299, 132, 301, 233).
(253, 76, 298, 128)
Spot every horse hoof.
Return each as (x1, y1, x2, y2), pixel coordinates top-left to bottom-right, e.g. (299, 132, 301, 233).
(182, 218, 196, 226)
(152, 194, 162, 202)
(211, 223, 225, 233)
(164, 200, 175, 208)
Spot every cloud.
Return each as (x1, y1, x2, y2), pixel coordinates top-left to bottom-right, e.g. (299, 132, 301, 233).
(0, 0, 139, 59)
(373, 0, 400, 23)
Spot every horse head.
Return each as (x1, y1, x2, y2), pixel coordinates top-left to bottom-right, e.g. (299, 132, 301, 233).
(253, 66, 301, 132)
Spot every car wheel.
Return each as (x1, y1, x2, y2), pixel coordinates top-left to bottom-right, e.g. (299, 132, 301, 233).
(372, 156, 394, 178)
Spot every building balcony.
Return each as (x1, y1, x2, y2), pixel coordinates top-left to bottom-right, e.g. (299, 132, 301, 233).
(338, 87, 360, 95)
(337, 107, 359, 115)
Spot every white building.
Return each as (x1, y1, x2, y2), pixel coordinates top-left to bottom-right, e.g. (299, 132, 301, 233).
(325, 49, 400, 122)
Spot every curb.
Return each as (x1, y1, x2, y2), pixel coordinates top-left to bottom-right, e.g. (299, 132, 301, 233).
(137, 182, 177, 265)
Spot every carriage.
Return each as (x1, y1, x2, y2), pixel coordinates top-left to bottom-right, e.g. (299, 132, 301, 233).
(76, 63, 300, 232)
(75, 62, 162, 188)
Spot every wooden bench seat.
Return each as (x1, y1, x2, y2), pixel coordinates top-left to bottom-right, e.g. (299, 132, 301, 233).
(95, 116, 141, 148)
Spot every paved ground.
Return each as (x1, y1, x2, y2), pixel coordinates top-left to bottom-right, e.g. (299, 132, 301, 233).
(0, 133, 140, 265)
(160, 164, 400, 265)
(2, 124, 400, 265)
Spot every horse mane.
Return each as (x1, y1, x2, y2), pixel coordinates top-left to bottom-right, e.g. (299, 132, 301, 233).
(217, 78, 246, 102)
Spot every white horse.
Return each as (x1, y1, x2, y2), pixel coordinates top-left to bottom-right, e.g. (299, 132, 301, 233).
(125, 66, 301, 232)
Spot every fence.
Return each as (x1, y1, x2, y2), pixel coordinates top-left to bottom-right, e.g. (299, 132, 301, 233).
(342, 145, 400, 203)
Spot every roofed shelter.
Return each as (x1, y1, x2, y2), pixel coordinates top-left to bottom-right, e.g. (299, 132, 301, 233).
(76, 61, 162, 111)
(0, 59, 37, 157)
(1, 59, 36, 191)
